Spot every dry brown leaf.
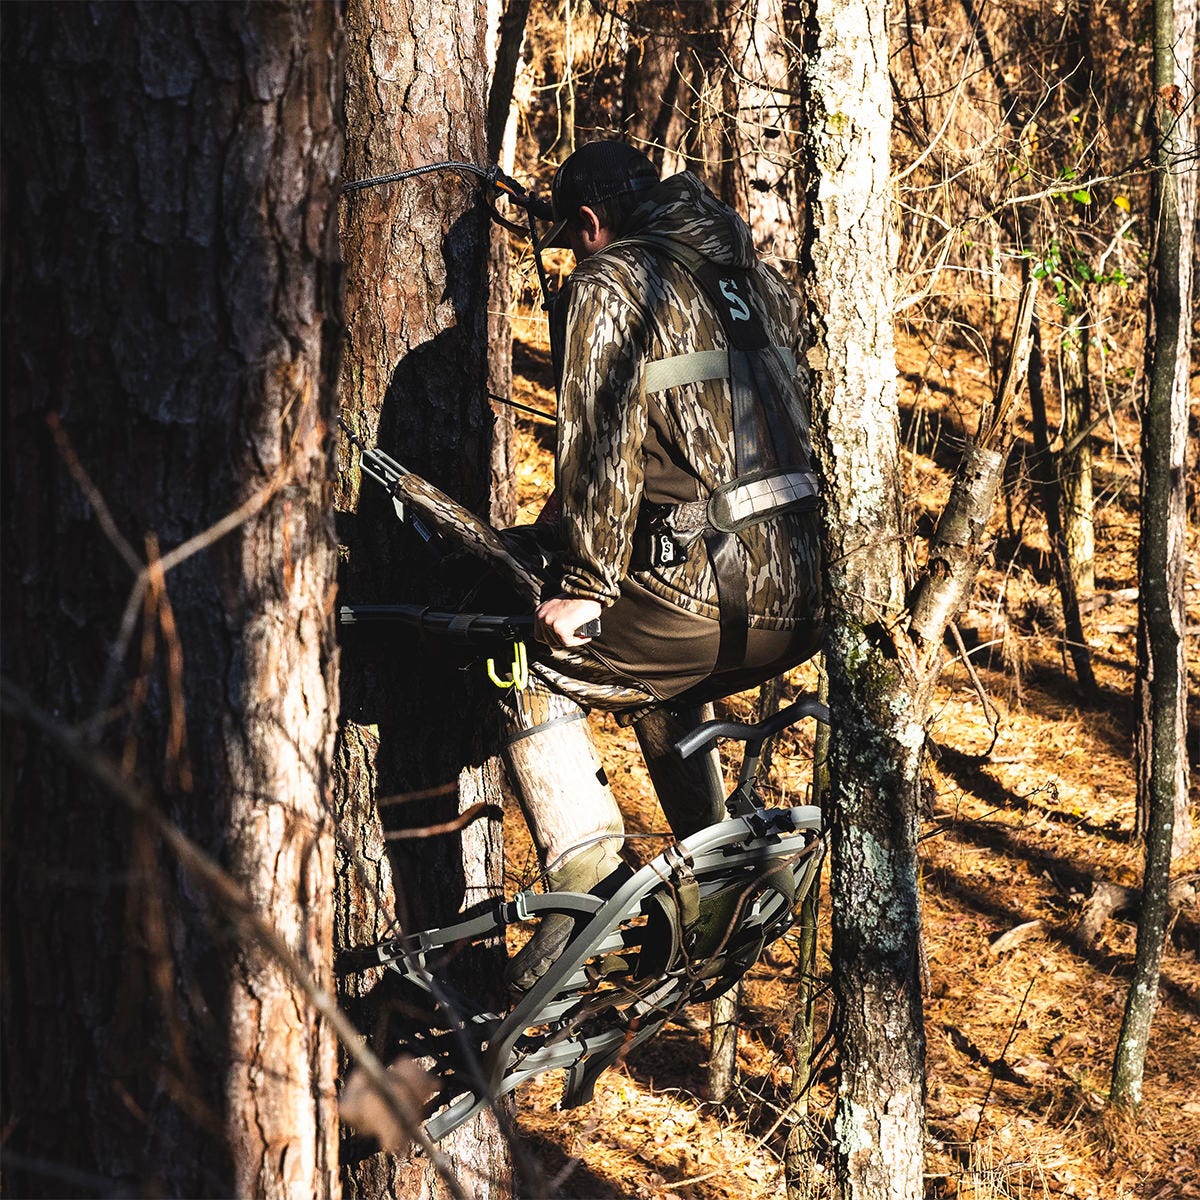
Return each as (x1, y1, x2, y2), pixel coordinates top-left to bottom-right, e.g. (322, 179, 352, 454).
(1049, 1030, 1089, 1056)
(338, 1054, 443, 1156)
(988, 919, 1046, 955)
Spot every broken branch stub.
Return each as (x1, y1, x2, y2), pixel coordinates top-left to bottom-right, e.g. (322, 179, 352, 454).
(907, 281, 1037, 649)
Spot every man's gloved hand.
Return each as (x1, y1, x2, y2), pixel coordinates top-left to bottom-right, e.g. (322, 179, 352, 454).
(535, 595, 602, 649)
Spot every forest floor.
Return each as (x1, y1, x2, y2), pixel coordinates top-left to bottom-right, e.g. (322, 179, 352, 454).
(495, 307, 1200, 1200)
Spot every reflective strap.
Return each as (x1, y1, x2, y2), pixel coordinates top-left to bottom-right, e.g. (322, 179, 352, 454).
(644, 346, 797, 394)
(708, 469, 820, 532)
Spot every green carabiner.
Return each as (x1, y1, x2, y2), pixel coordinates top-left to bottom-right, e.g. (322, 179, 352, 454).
(486, 640, 528, 691)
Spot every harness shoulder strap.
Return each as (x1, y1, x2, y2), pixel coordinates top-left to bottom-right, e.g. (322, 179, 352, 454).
(620, 235, 817, 669)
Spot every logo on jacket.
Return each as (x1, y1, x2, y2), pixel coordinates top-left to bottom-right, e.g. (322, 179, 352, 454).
(719, 278, 752, 322)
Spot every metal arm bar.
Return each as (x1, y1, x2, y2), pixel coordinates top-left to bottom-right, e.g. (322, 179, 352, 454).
(674, 694, 830, 760)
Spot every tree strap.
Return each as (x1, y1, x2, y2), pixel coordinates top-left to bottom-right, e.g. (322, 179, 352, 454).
(502, 708, 587, 747)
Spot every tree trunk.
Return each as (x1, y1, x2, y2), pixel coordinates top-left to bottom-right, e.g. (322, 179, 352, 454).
(708, 987, 742, 1103)
(799, 1, 927, 1196)
(1059, 0, 1097, 597)
(620, 5, 693, 170)
(1112, 0, 1196, 1109)
(336, 1, 513, 1197)
(784, 663, 827, 1200)
(730, 0, 807, 271)
(801, 1, 1041, 1188)
(1060, 313, 1095, 595)
(1, 5, 343, 1197)
(1129, 0, 1195, 861)
(1027, 315, 1098, 694)
(487, 0, 528, 527)
(618, 1, 735, 187)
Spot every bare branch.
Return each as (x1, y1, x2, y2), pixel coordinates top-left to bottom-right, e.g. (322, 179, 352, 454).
(146, 537, 193, 792)
(384, 802, 503, 841)
(907, 280, 1037, 650)
(46, 413, 141, 574)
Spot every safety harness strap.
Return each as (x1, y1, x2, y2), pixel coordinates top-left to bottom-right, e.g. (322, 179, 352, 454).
(643, 346, 798, 394)
(703, 528, 749, 672)
(707, 467, 820, 533)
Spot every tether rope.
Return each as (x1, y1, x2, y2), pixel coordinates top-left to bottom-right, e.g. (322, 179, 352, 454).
(340, 160, 498, 193)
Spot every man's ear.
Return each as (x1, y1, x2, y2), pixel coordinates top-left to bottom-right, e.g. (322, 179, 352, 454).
(577, 206, 603, 241)
(576, 205, 612, 256)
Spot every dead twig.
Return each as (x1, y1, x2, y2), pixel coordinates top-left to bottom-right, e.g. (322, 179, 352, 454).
(378, 781, 460, 806)
(146, 537, 192, 792)
(46, 413, 142, 574)
(970, 969, 1040, 1147)
(384, 802, 503, 841)
(948, 621, 1001, 756)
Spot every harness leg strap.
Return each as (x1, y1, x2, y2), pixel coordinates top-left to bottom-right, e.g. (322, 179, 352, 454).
(703, 529, 749, 673)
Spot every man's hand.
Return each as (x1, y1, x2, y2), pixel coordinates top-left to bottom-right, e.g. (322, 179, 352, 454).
(535, 596, 603, 649)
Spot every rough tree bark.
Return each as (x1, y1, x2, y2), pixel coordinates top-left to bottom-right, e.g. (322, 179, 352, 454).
(799, 2, 925, 1193)
(1, 5, 343, 1197)
(1128, 0, 1195, 862)
(335, 1, 513, 1197)
(486, 0, 531, 527)
(1112, 0, 1196, 1107)
(799, 0, 1038, 1194)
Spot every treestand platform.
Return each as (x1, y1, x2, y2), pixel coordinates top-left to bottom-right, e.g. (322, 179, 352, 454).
(340, 799, 823, 1139)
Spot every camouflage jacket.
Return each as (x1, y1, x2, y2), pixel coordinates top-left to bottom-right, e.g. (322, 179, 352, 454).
(554, 171, 821, 630)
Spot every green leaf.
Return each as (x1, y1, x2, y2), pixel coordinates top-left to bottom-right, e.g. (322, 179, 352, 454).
(1071, 189, 1092, 205)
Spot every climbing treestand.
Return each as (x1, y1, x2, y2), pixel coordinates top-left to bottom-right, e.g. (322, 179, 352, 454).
(338, 430, 827, 1140)
(337, 162, 826, 1139)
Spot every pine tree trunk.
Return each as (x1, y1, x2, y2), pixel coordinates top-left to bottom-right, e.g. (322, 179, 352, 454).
(799, 1, 927, 1196)
(1027, 319, 1097, 693)
(1060, 314, 1095, 595)
(1, 5, 343, 1196)
(1113, 0, 1196, 1108)
(487, 0, 527, 527)
(336, 1, 513, 1195)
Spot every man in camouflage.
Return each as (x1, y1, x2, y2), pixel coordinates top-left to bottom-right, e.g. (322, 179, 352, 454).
(501, 140, 822, 991)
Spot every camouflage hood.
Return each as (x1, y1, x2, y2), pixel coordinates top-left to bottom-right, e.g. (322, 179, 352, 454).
(613, 171, 756, 269)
